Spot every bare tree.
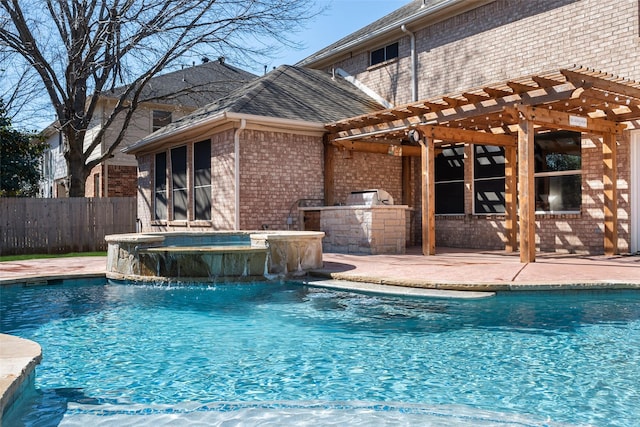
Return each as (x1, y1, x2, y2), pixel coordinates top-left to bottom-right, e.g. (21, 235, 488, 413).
(0, 0, 318, 196)
(0, 51, 51, 126)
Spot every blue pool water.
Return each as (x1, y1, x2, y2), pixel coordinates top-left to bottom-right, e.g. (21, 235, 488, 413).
(2, 280, 640, 426)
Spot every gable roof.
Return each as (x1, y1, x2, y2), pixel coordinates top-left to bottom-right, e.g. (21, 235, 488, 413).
(125, 65, 383, 153)
(297, 0, 491, 68)
(106, 58, 257, 108)
(206, 65, 383, 121)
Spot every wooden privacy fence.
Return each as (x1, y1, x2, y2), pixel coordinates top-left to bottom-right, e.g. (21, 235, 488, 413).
(0, 197, 136, 255)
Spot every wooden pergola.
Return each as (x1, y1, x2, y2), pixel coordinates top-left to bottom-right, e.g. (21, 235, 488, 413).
(325, 66, 640, 262)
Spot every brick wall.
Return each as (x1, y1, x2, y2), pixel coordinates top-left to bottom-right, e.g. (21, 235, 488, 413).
(238, 129, 324, 230)
(211, 129, 236, 229)
(106, 165, 137, 197)
(135, 129, 630, 253)
(330, 147, 404, 206)
(84, 163, 137, 197)
(328, 0, 640, 107)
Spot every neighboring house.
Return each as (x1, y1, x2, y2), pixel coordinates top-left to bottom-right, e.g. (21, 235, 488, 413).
(128, 0, 640, 257)
(39, 124, 68, 198)
(39, 58, 256, 198)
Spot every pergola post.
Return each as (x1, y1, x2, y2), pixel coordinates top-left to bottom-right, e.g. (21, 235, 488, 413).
(402, 156, 412, 206)
(603, 132, 618, 255)
(419, 136, 436, 255)
(517, 118, 536, 263)
(323, 135, 335, 206)
(504, 145, 517, 252)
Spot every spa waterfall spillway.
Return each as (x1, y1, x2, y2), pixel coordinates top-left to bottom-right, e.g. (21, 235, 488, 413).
(105, 231, 325, 282)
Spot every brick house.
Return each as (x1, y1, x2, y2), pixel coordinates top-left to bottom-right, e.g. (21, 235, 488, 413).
(39, 58, 256, 198)
(125, 66, 383, 231)
(129, 0, 640, 257)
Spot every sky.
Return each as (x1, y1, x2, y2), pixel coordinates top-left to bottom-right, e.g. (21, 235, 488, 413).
(262, 0, 410, 71)
(5, 0, 411, 130)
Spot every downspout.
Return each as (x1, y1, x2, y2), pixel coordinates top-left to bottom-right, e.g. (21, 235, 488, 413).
(400, 25, 418, 214)
(234, 118, 246, 230)
(401, 24, 418, 102)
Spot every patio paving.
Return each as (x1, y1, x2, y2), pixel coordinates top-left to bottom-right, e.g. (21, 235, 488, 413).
(312, 247, 640, 291)
(1, 247, 639, 291)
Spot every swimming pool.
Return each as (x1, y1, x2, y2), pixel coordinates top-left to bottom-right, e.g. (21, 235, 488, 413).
(2, 280, 640, 426)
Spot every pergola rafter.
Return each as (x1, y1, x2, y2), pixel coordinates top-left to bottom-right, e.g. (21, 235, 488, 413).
(324, 66, 640, 262)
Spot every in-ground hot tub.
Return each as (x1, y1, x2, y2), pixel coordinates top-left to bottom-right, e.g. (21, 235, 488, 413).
(105, 230, 324, 282)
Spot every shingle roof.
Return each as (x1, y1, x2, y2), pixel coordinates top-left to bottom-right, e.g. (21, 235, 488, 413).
(106, 59, 257, 108)
(297, 0, 450, 67)
(129, 65, 383, 149)
(215, 65, 382, 121)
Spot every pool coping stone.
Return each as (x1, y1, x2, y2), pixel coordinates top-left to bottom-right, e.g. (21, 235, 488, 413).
(0, 334, 42, 423)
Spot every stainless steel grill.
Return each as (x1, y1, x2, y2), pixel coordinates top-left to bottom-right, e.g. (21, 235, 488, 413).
(345, 189, 394, 206)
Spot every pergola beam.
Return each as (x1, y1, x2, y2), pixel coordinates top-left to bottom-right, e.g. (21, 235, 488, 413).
(416, 125, 517, 147)
(331, 139, 422, 156)
(330, 83, 581, 140)
(511, 105, 626, 135)
(561, 69, 640, 100)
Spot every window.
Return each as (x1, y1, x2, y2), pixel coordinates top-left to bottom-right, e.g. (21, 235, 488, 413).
(171, 146, 188, 220)
(94, 174, 101, 198)
(43, 150, 51, 177)
(154, 152, 167, 220)
(435, 145, 465, 214)
(534, 131, 581, 212)
(155, 141, 212, 223)
(474, 145, 506, 214)
(193, 140, 212, 220)
(370, 42, 399, 66)
(153, 110, 172, 132)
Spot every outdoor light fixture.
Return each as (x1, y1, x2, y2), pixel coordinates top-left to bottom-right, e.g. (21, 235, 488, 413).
(407, 129, 422, 144)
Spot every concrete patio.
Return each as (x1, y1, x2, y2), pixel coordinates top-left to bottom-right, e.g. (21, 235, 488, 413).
(1, 247, 639, 290)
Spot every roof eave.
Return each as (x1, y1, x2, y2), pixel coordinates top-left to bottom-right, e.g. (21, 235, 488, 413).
(123, 112, 327, 155)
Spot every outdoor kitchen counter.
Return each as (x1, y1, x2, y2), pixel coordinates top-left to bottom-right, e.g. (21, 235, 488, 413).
(300, 205, 410, 255)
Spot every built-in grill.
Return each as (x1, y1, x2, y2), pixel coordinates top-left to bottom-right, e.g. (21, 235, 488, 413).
(345, 189, 394, 206)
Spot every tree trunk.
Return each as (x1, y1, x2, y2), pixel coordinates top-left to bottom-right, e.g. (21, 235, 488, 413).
(66, 150, 89, 197)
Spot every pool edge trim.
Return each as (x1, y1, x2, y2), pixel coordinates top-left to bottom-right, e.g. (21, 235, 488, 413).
(0, 334, 42, 422)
